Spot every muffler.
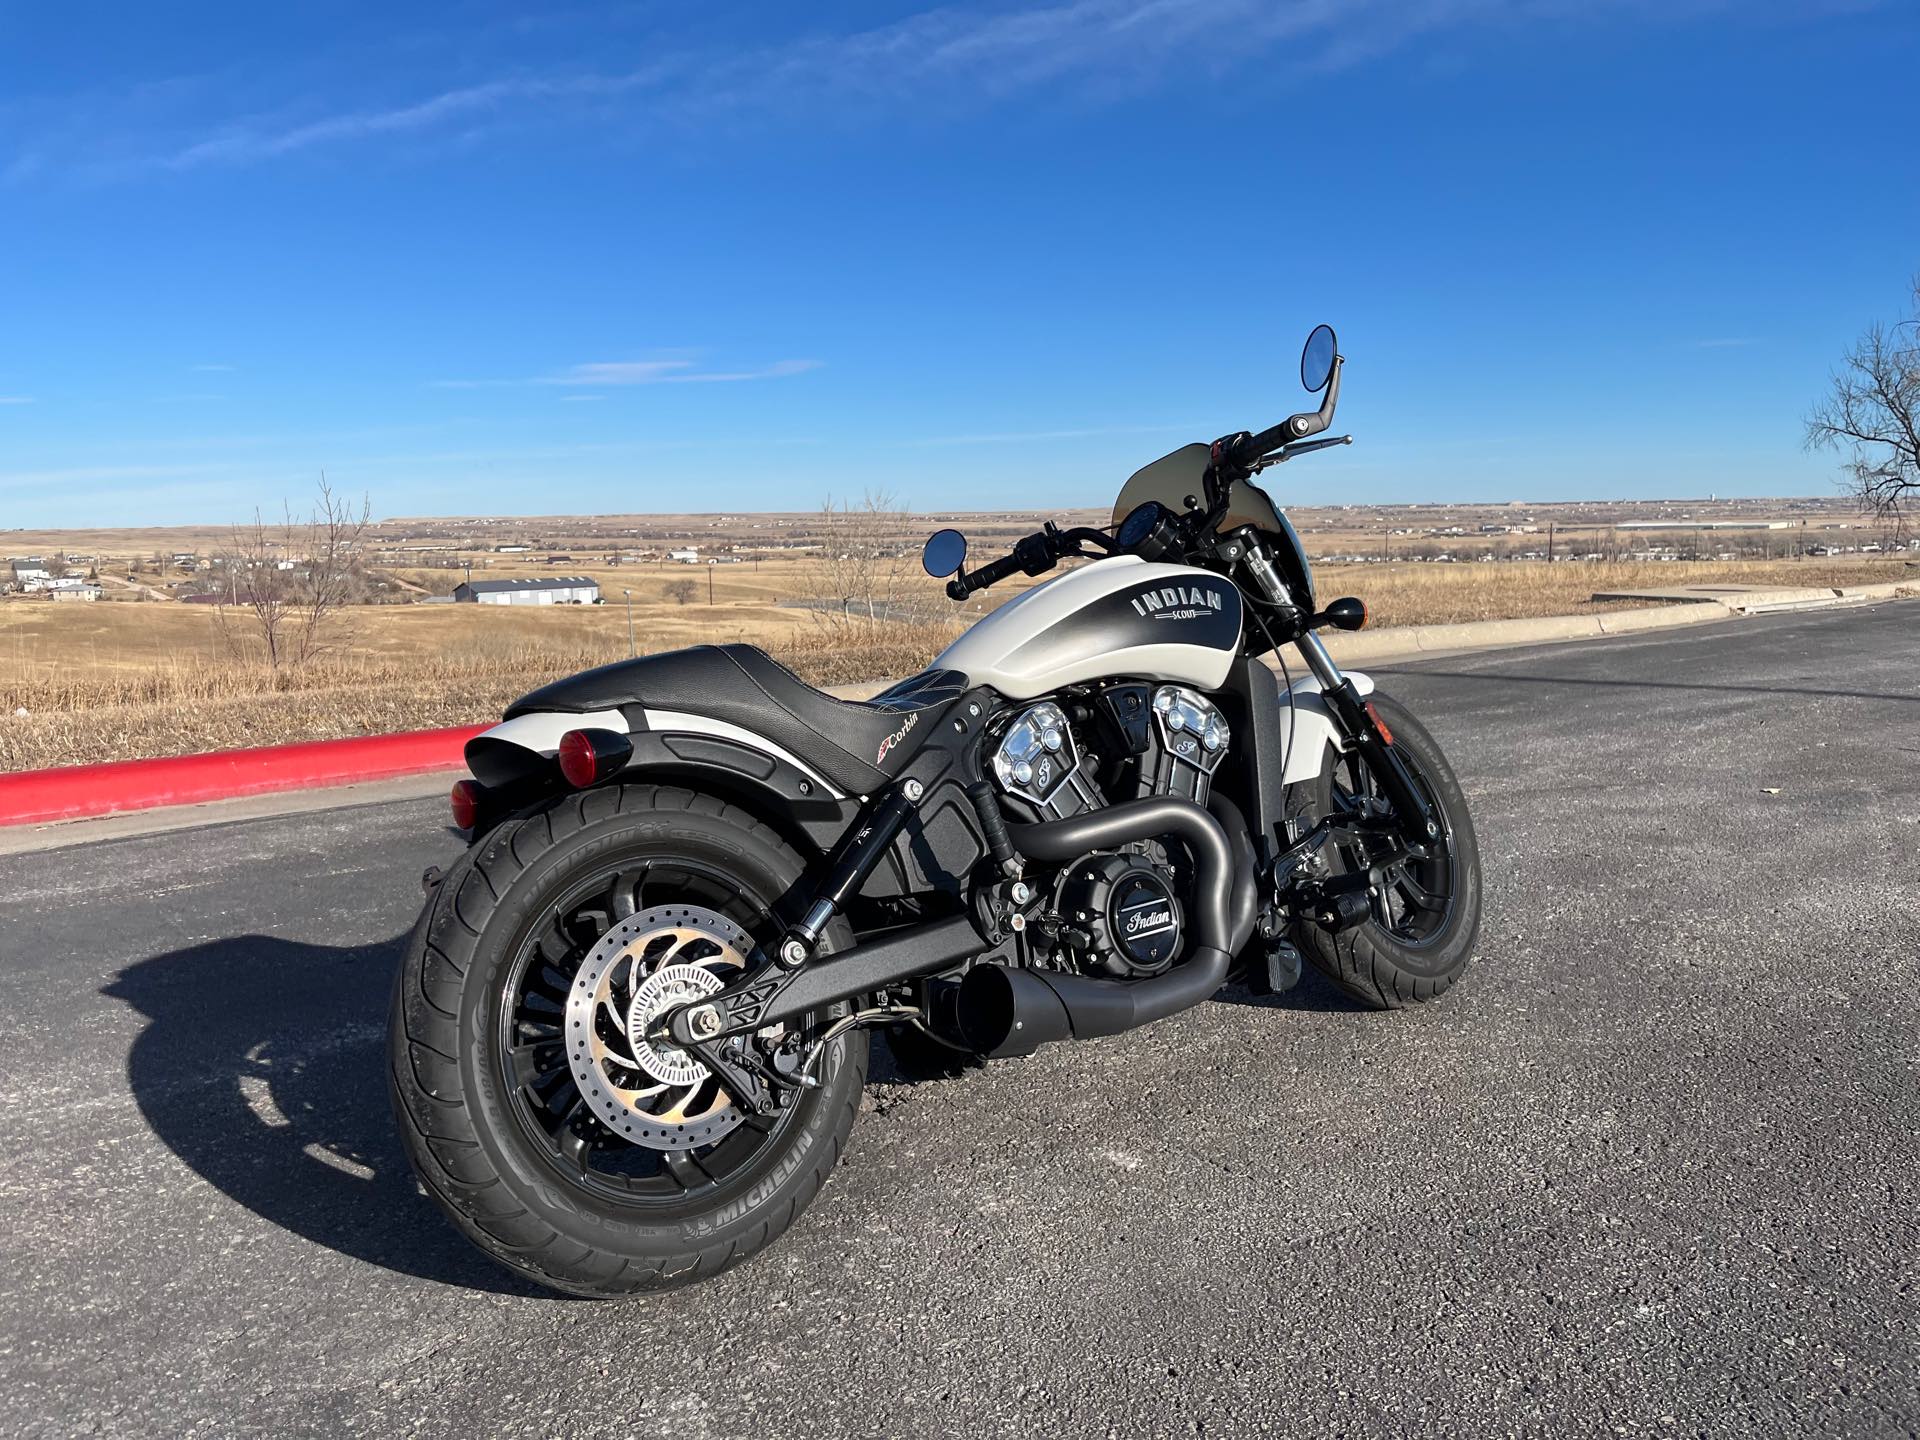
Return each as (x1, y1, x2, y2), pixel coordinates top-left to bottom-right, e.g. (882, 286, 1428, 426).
(959, 797, 1240, 1058)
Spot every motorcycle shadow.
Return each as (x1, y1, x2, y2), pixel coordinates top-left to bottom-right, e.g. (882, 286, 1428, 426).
(1211, 966, 1370, 1014)
(102, 931, 548, 1298)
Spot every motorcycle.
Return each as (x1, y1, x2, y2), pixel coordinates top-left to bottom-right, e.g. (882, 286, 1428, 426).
(389, 324, 1482, 1295)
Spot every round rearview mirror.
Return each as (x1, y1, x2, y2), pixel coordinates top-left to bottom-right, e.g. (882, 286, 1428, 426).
(1301, 324, 1338, 393)
(921, 527, 968, 578)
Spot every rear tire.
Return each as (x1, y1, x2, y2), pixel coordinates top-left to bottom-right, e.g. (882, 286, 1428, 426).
(388, 784, 868, 1297)
(1292, 693, 1482, 1009)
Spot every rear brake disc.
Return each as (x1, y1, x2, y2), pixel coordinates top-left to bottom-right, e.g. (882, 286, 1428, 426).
(563, 904, 755, 1152)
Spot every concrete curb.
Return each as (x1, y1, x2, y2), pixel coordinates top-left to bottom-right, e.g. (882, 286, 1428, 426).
(1315, 599, 1739, 663)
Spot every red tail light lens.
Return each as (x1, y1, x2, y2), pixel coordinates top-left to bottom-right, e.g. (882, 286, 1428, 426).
(558, 730, 598, 788)
(450, 779, 483, 830)
(1364, 701, 1395, 746)
(556, 728, 633, 789)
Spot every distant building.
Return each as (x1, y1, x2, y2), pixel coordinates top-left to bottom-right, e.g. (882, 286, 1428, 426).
(453, 576, 601, 606)
(48, 582, 103, 601)
(667, 548, 700, 563)
(10, 563, 49, 585)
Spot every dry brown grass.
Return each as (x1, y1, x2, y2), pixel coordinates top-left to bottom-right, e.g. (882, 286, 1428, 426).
(0, 617, 958, 772)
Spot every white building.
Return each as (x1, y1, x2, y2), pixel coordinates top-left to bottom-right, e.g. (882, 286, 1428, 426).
(667, 548, 700, 563)
(453, 576, 601, 606)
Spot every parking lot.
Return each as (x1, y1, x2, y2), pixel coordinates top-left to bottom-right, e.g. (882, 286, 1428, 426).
(2, 603, 1915, 1438)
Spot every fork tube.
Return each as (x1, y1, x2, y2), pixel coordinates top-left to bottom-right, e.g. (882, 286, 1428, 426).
(1296, 629, 1346, 688)
(1295, 632, 1439, 846)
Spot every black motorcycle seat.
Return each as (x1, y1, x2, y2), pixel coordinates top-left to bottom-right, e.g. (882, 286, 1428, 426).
(505, 643, 965, 795)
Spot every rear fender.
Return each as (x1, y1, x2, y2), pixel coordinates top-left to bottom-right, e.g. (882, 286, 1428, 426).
(1278, 668, 1375, 787)
(460, 707, 855, 853)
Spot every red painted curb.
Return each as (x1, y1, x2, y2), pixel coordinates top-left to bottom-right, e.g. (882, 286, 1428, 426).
(0, 725, 489, 828)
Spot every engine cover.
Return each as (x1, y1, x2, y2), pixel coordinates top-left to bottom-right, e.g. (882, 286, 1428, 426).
(992, 701, 1101, 820)
(1054, 853, 1183, 978)
(1143, 685, 1229, 804)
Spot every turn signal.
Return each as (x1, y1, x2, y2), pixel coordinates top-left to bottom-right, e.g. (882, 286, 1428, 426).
(558, 728, 633, 789)
(450, 779, 484, 831)
(1319, 596, 1368, 631)
(1364, 701, 1395, 746)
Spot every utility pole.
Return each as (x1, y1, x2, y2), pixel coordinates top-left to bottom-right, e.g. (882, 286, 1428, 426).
(707, 565, 714, 606)
(1546, 522, 1555, 564)
(623, 588, 634, 656)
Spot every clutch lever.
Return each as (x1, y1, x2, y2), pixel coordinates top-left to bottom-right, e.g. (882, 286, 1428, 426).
(1253, 435, 1353, 472)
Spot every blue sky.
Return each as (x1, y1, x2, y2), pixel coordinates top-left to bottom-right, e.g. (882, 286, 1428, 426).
(2, 1, 1916, 527)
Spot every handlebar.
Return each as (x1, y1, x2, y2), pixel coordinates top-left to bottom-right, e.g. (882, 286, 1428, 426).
(946, 549, 1028, 599)
(1223, 354, 1344, 472)
(946, 524, 1113, 600)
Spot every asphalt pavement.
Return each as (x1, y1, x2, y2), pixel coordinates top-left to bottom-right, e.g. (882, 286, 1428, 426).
(1, 603, 1915, 1439)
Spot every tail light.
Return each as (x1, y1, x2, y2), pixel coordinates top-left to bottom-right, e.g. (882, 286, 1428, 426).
(557, 728, 633, 789)
(450, 779, 484, 830)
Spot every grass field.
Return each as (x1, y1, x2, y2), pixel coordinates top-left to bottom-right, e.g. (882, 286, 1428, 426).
(3, 553, 1912, 772)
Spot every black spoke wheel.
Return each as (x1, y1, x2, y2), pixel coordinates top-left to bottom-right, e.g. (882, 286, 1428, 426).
(498, 857, 807, 1210)
(390, 785, 869, 1296)
(1290, 692, 1482, 1008)
(1327, 738, 1459, 948)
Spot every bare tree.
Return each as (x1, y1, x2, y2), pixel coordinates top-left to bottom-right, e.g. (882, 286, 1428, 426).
(219, 478, 373, 669)
(293, 478, 373, 660)
(805, 490, 921, 626)
(663, 579, 697, 605)
(1807, 277, 1920, 541)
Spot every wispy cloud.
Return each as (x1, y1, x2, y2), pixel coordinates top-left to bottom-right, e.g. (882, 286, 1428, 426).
(0, 462, 230, 492)
(0, 396, 35, 406)
(433, 357, 821, 389)
(7, 0, 1766, 180)
(916, 423, 1195, 446)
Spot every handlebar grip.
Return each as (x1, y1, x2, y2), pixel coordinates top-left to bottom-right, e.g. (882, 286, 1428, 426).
(947, 551, 1025, 600)
(1230, 422, 1294, 468)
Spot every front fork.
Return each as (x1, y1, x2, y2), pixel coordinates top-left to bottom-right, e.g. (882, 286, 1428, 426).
(1293, 630, 1440, 851)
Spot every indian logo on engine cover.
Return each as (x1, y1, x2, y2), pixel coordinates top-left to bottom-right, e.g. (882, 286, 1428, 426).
(1130, 584, 1224, 620)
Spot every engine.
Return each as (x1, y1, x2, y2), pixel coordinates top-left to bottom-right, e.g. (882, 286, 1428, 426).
(987, 684, 1230, 979)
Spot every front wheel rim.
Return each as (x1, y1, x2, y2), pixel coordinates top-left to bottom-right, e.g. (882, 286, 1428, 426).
(1330, 745, 1460, 949)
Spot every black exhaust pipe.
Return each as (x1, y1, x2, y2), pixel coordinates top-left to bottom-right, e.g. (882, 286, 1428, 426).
(959, 797, 1240, 1058)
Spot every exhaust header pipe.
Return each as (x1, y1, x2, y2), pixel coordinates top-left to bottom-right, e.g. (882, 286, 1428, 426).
(959, 797, 1239, 1058)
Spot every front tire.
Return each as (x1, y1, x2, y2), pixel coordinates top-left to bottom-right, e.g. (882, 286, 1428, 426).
(388, 784, 868, 1297)
(1292, 692, 1482, 1009)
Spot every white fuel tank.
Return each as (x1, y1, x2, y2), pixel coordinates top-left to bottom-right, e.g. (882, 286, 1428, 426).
(936, 556, 1244, 700)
